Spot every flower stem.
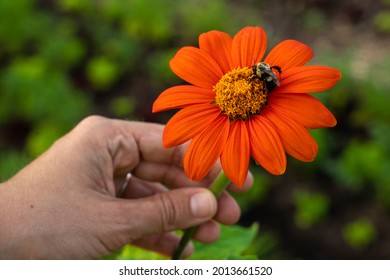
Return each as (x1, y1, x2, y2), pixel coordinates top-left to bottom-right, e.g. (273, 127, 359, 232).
(172, 171, 231, 260)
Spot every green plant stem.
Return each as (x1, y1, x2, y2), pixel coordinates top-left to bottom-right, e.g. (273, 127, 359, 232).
(172, 171, 231, 260)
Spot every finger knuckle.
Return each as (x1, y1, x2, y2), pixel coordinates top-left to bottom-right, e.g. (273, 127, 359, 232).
(157, 194, 178, 231)
(78, 115, 108, 130)
(171, 146, 185, 167)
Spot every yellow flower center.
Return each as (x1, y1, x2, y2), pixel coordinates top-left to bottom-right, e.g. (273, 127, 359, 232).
(214, 67, 269, 121)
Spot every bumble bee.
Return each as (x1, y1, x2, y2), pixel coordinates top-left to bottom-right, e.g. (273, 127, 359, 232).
(252, 62, 282, 91)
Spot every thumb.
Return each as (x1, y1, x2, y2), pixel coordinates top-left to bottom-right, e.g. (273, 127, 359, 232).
(124, 188, 217, 239)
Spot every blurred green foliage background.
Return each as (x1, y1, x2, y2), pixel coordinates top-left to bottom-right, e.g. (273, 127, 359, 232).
(1, 0, 390, 259)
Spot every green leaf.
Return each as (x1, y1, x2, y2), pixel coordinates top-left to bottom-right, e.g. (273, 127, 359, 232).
(293, 190, 330, 229)
(334, 141, 386, 190)
(374, 11, 390, 33)
(0, 150, 31, 181)
(178, 0, 238, 40)
(190, 224, 259, 260)
(103, 224, 258, 260)
(86, 56, 119, 90)
(103, 245, 167, 260)
(58, 0, 93, 13)
(109, 96, 136, 118)
(231, 170, 270, 212)
(121, 0, 174, 43)
(26, 121, 69, 157)
(146, 49, 178, 84)
(343, 218, 376, 249)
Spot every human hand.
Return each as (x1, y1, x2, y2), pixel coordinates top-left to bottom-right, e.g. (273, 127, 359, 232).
(0, 116, 253, 259)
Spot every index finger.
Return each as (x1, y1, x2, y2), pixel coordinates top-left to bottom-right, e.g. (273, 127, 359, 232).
(113, 119, 253, 192)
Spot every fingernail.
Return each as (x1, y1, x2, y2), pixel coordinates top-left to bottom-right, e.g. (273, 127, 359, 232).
(190, 190, 216, 218)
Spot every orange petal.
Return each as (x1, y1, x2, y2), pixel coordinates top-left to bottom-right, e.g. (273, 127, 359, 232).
(184, 114, 230, 181)
(152, 85, 215, 113)
(170, 46, 224, 89)
(231, 26, 267, 68)
(199, 30, 233, 74)
(221, 120, 250, 188)
(163, 104, 221, 148)
(275, 66, 342, 94)
(247, 116, 286, 175)
(263, 108, 318, 162)
(268, 92, 337, 128)
(264, 40, 313, 71)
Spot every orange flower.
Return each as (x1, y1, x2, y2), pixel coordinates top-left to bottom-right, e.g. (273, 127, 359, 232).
(153, 26, 341, 187)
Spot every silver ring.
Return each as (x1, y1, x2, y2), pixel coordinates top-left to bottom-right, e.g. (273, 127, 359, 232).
(118, 172, 132, 197)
